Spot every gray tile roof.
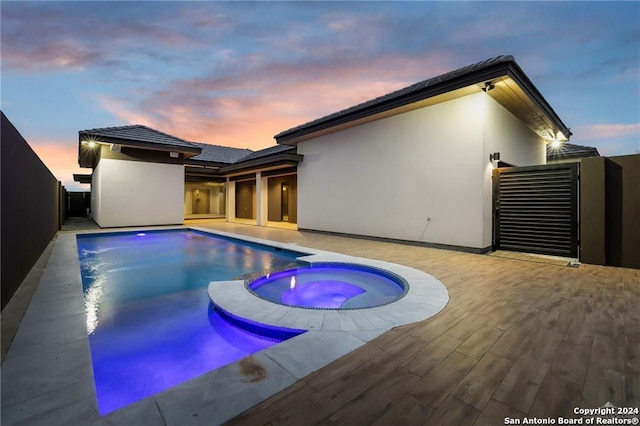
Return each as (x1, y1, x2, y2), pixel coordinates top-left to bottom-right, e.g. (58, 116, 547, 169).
(79, 124, 296, 167)
(188, 142, 253, 164)
(274, 55, 570, 145)
(547, 143, 600, 162)
(79, 125, 198, 150)
(275, 55, 516, 142)
(233, 144, 296, 163)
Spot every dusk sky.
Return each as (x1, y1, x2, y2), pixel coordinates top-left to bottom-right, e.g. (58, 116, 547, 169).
(2, 1, 639, 191)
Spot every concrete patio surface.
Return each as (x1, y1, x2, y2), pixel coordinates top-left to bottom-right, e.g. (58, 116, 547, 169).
(2, 220, 638, 425)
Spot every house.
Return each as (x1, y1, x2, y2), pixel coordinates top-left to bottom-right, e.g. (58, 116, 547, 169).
(275, 55, 571, 252)
(77, 55, 573, 253)
(76, 126, 301, 228)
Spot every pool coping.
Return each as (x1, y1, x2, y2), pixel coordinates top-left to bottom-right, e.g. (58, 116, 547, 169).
(1, 226, 449, 425)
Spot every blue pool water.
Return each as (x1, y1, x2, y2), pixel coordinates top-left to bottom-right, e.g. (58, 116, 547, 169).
(77, 230, 305, 415)
(248, 264, 406, 309)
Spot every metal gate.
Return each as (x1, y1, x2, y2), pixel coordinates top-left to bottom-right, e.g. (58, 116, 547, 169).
(493, 163, 579, 258)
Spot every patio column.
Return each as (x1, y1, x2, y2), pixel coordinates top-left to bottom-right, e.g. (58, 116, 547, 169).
(256, 172, 268, 226)
(226, 178, 235, 223)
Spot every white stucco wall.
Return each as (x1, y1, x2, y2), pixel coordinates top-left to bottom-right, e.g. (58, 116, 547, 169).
(90, 162, 102, 225)
(480, 96, 547, 247)
(296, 92, 545, 250)
(91, 158, 184, 227)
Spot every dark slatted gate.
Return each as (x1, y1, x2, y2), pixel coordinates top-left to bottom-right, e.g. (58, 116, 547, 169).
(493, 163, 579, 258)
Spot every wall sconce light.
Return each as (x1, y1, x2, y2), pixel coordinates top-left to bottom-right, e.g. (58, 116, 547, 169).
(170, 152, 179, 158)
(482, 81, 495, 92)
(489, 152, 500, 162)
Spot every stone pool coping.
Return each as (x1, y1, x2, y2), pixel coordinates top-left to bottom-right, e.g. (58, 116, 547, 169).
(1, 226, 448, 425)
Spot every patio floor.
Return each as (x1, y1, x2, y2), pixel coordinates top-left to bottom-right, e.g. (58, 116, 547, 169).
(190, 223, 639, 425)
(2, 220, 638, 425)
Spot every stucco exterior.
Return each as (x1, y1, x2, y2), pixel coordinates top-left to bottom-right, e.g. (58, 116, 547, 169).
(296, 92, 545, 251)
(91, 158, 184, 227)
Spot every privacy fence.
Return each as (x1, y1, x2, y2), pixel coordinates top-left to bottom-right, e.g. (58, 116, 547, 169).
(1, 112, 66, 309)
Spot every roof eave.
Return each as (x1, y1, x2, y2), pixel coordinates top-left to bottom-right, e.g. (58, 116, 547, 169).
(504, 63, 572, 140)
(219, 153, 303, 175)
(275, 59, 571, 145)
(275, 62, 514, 145)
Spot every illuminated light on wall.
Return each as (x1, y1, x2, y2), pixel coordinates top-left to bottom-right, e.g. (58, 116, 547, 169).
(551, 140, 561, 149)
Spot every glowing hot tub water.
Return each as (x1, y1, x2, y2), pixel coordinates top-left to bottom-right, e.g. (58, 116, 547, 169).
(248, 264, 406, 309)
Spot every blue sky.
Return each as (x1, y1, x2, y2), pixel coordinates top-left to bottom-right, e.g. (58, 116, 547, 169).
(2, 1, 638, 190)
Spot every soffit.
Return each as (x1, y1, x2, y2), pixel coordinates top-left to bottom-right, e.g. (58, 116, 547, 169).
(487, 76, 569, 141)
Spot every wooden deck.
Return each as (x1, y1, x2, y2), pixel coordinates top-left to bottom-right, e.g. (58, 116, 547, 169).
(193, 223, 639, 426)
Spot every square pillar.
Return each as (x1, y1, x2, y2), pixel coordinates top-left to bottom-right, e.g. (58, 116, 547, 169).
(256, 172, 269, 226)
(226, 179, 235, 222)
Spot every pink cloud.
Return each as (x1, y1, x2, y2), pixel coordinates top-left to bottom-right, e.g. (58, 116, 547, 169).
(575, 123, 640, 140)
(97, 52, 454, 150)
(29, 140, 90, 191)
(2, 39, 102, 71)
(98, 97, 156, 128)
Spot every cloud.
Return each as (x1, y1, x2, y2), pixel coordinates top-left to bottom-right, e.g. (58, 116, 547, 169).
(0, 2, 202, 74)
(576, 123, 640, 140)
(96, 51, 452, 149)
(29, 140, 90, 191)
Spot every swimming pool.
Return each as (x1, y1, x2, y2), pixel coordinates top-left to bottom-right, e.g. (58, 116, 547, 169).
(248, 263, 407, 309)
(77, 229, 306, 415)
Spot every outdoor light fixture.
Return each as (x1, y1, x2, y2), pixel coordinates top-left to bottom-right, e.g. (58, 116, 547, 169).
(87, 141, 97, 149)
(551, 140, 562, 149)
(489, 152, 500, 162)
(482, 81, 495, 92)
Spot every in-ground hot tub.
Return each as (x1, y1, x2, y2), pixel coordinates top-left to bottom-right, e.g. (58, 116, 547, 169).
(247, 263, 407, 309)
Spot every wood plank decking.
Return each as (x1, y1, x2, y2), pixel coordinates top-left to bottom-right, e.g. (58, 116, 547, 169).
(192, 223, 639, 426)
